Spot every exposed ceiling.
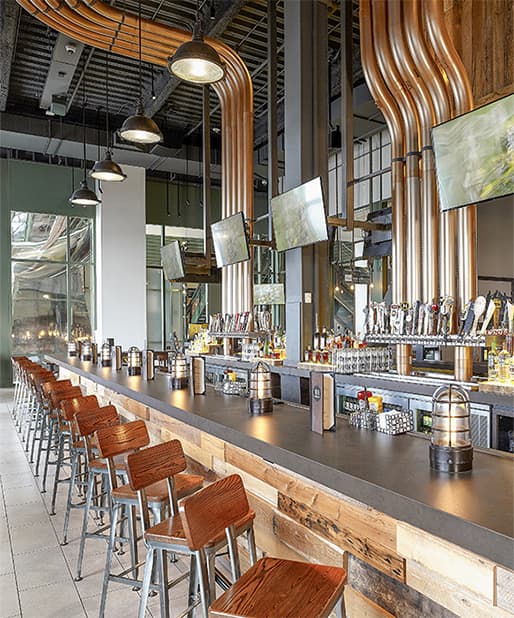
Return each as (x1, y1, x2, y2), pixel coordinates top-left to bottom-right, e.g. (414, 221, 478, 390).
(1, 0, 381, 176)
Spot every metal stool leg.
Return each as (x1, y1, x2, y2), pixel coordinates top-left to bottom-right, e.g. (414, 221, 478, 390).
(62, 446, 81, 545)
(158, 548, 170, 618)
(41, 416, 56, 493)
(34, 411, 47, 477)
(75, 471, 96, 581)
(50, 432, 65, 515)
(99, 500, 120, 618)
(138, 545, 155, 618)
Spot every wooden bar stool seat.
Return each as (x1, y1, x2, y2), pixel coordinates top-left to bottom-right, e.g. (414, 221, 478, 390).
(112, 473, 203, 504)
(180, 474, 347, 618)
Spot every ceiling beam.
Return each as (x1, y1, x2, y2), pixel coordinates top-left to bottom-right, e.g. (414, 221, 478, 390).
(0, 0, 20, 111)
(143, 0, 249, 118)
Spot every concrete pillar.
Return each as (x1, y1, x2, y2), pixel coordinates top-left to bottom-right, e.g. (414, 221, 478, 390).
(284, 0, 330, 361)
(95, 164, 147, 349)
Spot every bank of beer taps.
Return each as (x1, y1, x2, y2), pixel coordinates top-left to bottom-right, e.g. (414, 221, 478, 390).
(365, 291, 513, 340)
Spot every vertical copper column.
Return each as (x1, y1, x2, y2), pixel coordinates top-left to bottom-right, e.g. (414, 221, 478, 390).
(423, 0, 477, 380)
(372, 0, 421, 306)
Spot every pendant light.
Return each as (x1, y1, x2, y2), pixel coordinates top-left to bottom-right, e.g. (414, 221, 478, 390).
(167, 16, 224, 84)
(70, 83, 101, 207)
(91, 52, 126, 182)
(119, 1, 162, 145)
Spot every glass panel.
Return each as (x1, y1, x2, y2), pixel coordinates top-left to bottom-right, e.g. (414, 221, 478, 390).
(11, 213, 67, 262)
(70, 264, 93, 340)
(69, 217, 92, 263)
(146, 268, 163, 349)
(11, 260, 67, 356)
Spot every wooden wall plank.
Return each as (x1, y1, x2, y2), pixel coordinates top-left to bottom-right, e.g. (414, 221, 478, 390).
(407, 559, 511, 618)
(344, 587, 395, 618)
(201, 433, 225, 461)
(397, 522, 495, 601)
(495, 565, 514, 613)
(148, 409, 201, 446)
(278, 493, 405, 581)
(213, 457, 278, 505)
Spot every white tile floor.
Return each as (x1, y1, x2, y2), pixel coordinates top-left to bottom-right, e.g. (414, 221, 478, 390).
(0, 388, 191, 618)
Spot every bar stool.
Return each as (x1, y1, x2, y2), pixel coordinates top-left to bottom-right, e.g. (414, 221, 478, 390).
(16, 362, 43, 435)
(27, 368, 56, 468)
(12, 358, 37, 428)
(96, 423, 203, 618)
(127, 441, 255, 618)
(58, 395, 102, 544)
(21, 367, 53, 449)
(180, 474, 347, 618)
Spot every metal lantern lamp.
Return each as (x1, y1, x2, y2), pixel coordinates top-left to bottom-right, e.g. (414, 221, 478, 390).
(248, 361, 273, 415)
(127, 346, 142, 376)
(101, 342, 112, 368)
(81, 341, 92, 361)
(430, 384, 473, 473)
(67, 341, 77, 358)
(169, 352, 189, 389)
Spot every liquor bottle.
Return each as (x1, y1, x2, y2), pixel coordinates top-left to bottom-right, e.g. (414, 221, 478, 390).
(498, 343, 510, 382)
(304, 346, 312, 362)
(320, 326, 327, 350)
(509, 353, 514, 384)
(313, 327, 321, 351)
(487, 343, 498, 381)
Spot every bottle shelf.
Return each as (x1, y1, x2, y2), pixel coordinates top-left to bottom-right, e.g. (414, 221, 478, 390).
(364, 334, 486, 347)
(208, 331, 270, 339)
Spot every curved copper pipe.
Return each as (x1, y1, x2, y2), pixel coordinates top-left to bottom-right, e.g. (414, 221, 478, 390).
(360, 0, 406, 304)
(372, 0, 421, 305)
(404, 0, 456, 318)
(17, 0, 254, 314)
(423, 0, 477, 310)
(388, 0, 438, 305)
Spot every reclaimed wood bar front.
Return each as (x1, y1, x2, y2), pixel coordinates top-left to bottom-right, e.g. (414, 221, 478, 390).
(49, 355, 514, 618)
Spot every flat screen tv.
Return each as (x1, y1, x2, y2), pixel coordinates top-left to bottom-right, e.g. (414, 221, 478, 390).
(271, 177, 329, 252)
(161, 240, 185, 281)
(211, 212, 250, 267)
(432, 93, 514, 212)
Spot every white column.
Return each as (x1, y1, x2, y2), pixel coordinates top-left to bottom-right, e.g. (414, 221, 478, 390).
(95, 164, 146, 350)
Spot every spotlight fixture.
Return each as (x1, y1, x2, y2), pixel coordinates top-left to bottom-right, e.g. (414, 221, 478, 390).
(168, 22, 225, 84)
(70, 82, 101, 207)
(91, 51, 126, 182)
(119, 1, 162, 145)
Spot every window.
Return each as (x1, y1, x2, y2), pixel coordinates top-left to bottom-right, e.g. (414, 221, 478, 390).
(11, 211, 95, 357)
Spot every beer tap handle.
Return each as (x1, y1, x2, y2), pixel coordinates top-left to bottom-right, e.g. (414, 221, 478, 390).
(480, 299, 496, 335)
(470, 295, 486, 337)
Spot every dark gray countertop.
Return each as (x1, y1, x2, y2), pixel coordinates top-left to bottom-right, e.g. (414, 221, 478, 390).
(47, 355, 514, 570)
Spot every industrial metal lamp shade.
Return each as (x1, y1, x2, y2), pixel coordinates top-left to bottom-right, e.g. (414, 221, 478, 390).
(90, 151, 126, 182)
(248, 361, 273, 415)
(430, 384, 473, 473)
(169, 352, 189, 389)
(101, 342, 112, 368)
(127, 346, 142, 376)
(81, 341, 92, 361)
(168, 35, 225, 84)
(69, 180, 101, 207)
(119, 102, 162, 145)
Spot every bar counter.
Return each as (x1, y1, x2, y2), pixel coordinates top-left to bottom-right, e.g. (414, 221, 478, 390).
(48, 354, 514, 617)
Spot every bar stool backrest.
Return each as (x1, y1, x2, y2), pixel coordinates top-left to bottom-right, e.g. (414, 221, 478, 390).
(75, 405, 119, 462)
(50, 386, 83, 411)
(95, 420, 149, 460)
(181, 474, 250, 551)
(43, 379, 72, 398)
(60, 395, 99, 422)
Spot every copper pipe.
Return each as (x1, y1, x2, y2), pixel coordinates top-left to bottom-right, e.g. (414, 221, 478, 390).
(360, 0, 405, 305)
(423, 0, 477, 309)
(372, 0, 421, 306)
(388, 0, 438, 305)
(17, 0, 254, 316)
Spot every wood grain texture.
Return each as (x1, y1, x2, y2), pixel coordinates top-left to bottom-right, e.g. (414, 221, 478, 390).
(278, 493, 404, 582)
(181, 474, 250, 551)
(60, 394, 99, 421)
(348, 554, 456, 618)
(495, 565, 514, 613)
(126, 439, 187, 491)
(95, 419, 149, 458)
(50, 386, 83, 410)
(209, 556, 346, 618)
(407, 558, 511, 618)
(149, 408, 201, 446)
(397, 521, 495, 601)
(214, 457, 278, 505)
(42, 379, 72, 397)
(344, 586, 395, 618)
(75, 405, 119, 437)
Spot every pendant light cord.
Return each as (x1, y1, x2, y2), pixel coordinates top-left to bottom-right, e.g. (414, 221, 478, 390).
(138, 0, 143, 104)
(105, 50, 110, 150)
(82, 79, 87, 182)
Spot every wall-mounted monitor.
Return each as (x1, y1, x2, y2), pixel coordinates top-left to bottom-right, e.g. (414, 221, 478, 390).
(271, 177, 329, 252)
(161, 240, 185, 281)
(432, 93, 514, 212)
(254, 283, 285, 305)
(211, 212, 250, 267)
